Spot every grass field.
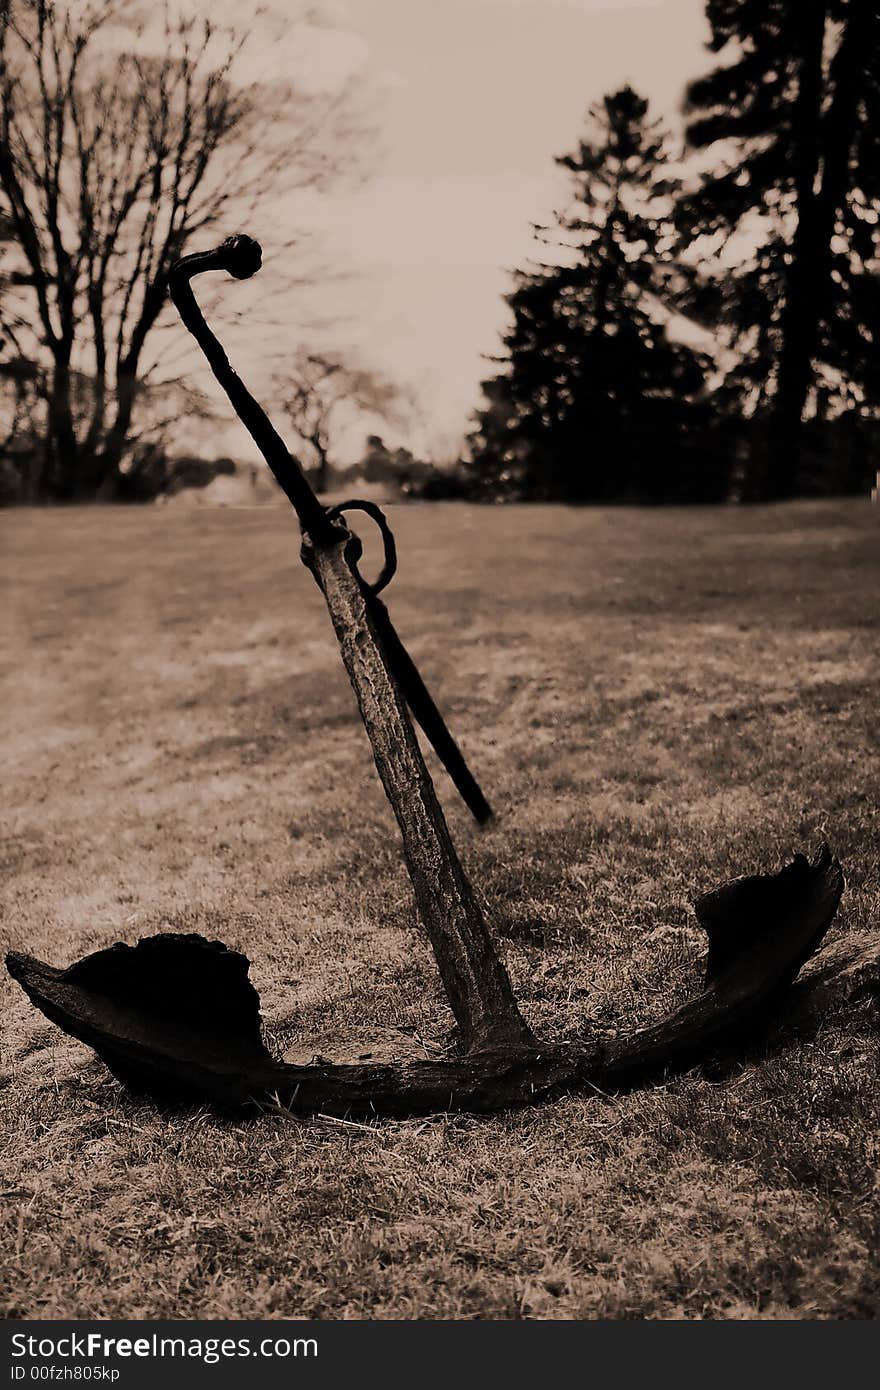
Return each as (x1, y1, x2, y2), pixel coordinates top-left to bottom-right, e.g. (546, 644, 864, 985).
(1, 498, 878, 1320)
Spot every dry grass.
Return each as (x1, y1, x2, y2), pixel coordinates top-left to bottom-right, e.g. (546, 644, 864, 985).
(1, 498, 878, 1319)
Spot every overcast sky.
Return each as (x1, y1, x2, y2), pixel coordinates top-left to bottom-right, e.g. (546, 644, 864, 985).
(193, 0, 713, 459)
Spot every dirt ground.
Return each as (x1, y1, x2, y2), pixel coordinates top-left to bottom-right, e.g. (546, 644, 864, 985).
(2, 498, 878, 1318)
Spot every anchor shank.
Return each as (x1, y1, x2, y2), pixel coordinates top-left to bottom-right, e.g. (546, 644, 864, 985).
(303, 531, 532, 1052)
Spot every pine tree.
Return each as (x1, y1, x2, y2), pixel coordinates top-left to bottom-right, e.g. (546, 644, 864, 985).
(469, 87, 710, 502)
(679, 0, 880, 497)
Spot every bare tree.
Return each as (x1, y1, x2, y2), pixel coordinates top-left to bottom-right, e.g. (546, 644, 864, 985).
(280, 351, 403, 493)
(0, 0, 369, 500)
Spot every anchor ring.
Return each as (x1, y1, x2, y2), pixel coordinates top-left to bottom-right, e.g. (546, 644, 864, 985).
(325, 499, 398, 596)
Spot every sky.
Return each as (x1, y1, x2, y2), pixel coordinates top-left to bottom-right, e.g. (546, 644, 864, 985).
(183, 0, 714, 460)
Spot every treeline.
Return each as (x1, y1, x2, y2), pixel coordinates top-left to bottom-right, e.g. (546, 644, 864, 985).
(463, 1, 879, 504)
(2, 1, 877, 507)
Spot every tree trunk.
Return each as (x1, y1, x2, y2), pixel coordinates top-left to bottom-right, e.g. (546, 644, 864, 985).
(44, 362, 81, 501)
(95, 279, 169, 496)
(769, 0, 872, 499)
(92, 371, 138, 498)
(311, 446, 329, 495)
(767, 1, 827, 499)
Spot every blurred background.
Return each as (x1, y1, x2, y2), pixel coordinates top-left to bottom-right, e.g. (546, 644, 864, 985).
(1, 0, 878, 508)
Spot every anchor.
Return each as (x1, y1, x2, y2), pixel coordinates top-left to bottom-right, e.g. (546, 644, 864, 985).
(6, 236, 853, 1116)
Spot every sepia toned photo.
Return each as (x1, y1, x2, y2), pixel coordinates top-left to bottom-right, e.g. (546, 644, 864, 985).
(1, 0, 878, 1338)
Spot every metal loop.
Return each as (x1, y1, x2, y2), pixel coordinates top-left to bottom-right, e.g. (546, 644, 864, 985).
(324, 499, 398, 596)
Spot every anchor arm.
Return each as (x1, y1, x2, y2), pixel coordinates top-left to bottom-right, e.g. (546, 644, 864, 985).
(5, 847, 852, 1115)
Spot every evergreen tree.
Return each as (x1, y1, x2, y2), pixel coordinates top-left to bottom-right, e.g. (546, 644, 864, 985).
(469, 87, 710, 502)
(679, 0, 880, 497)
